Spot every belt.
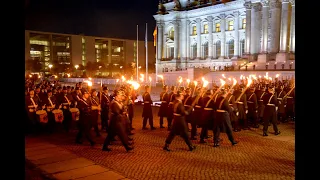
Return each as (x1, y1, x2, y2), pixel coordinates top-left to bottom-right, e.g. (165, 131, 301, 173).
(258, 100, 263, 102)
(229, 104, 233, 106)
(195, 105, 201, 108)
(204, 108, 213, 110)
(184, 105, 191, 107)
(247, 101, 253, 104)
(237, 102, 244, 104)
(216, 110, 227, 113)
(161, 101, 167, 103)
(173, 113, 181, 116)
(277, 98, 283, 100)
(267, 104, 275, 106)
(287, 97, 293, 99)
(144, 101, 150, 103)
(169, 102, 174, 104)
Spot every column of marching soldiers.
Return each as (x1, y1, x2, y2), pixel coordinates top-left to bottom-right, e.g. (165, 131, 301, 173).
(25, 77, 295, 152)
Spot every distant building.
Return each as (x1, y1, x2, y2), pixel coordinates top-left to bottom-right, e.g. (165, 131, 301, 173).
(25, 30, 155, 76)
(153, 0, 295, 73)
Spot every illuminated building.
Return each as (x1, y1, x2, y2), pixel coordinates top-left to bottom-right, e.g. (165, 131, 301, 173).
(153, 0, 295, 72)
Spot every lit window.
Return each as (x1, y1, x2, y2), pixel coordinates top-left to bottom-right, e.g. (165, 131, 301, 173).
(228, 21, 234, 31)
(103, 44, 107, 49)
(30, 40, 49, 46)
(114, 47, 121, 52)
(44, 47, 49, 52)
(66, 43, 70, 49)
(215, 23, 221, 32)
(82, 55, 86, 60)
(95, 44, 99, 48)
(242, 19, 246, 29)
(192, 26, 197, 35)
(82, 37, 85, 44)
(169, 27, 174, 40)
(204, 24, 208, 34)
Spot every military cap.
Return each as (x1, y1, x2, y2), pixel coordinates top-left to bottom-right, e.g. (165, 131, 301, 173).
(176, 90, 184, 97)
(205, 89, 212, 95)
(185, 87, 191, 93)
(170, 86, 176, 91)
(83, 90, 89, 94)
(91, 89, 97, 93)
(62, 86, 67, 90)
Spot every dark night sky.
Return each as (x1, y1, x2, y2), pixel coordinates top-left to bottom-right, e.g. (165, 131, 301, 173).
(25, 0, 160, 41)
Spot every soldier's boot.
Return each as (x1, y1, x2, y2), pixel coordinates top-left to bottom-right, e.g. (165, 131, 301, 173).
(163, 143, 170, 151)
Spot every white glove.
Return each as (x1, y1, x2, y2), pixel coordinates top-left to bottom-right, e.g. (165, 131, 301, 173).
(245, 110, 248, 114)
(42, 105, 46, 109)
(279, 101, 281, 104)
(276, 107, 278, 111)
(236, 112, 239, 116)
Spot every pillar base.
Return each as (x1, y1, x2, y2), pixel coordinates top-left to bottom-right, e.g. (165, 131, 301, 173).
(276, 52, 289, 63)
(257, 53, 268, 63)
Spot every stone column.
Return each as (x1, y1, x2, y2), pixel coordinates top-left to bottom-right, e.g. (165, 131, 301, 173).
(208, 16, 213, 59)
(250, 3, 261, 56)
(244, 1, 252, 56)
(157, 22, 163, 60)
(163, 32, 167, 59)
(219, 14, 226, 59)
(258, 0, 269, 63)
(181, 18, 187, 61)
(196, 18, 201, 59)
(233, 11, 240, 59)
(276, 0, 290, 62)
(268, 0, 281, 54)
(186, 20, 190, 60)
(289, 0, 295, 56)
(173, 20, 180, 60)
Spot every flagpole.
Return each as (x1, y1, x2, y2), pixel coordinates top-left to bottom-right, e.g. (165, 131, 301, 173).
(136, 25, 139, 81)
(145, 23, 148, 84)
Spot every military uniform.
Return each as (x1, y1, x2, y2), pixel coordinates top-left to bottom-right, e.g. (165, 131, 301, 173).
(58, 88, 75, 132)
(191, 94, 203, 139)
(167, 91, 176, 130)
(262, 88, 280, 136)
(200, 93, 215, 143)
(233, 88, 248, 129)
(246, 89, 259, 128)
(276, 87, 287, 122)
(25, 93, 40, 133)
(226, 92, 239, 131)
(142, 90, 155, 130)
(90, 94, 101, 137)
(158, 89, 169, 128)
(101, 88, 111, 131)
(43, 90, 58, 133)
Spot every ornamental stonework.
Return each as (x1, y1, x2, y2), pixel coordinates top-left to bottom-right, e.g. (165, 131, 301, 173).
(261, 0, 269, 7)
(252, 3, 262, 12)
(244, 1, 252, 9)
(270, 0, 281, 9)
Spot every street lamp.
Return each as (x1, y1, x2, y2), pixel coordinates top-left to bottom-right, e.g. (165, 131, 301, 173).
(75, 65, 79, 77)
(48, 64, 53, 73)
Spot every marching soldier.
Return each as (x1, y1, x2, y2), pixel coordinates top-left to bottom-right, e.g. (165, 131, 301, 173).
(199, 89, 215, 144)
(101, 86, 111, 131)
(90, 89, 101, 137)
(127, 87, 136, 130)
(246, 86, 259, 128)
(256, 85, 267, 124)
(212, 89, 238, 147)
(183, 88, 193, 130)
(58, 86, 74, 132)
(262, 86, 281, 136)
(233, 85, 248, 130)
(163, 91, 196, 151)
(142, 85, 155, 130)
(43, 90, 59, 133)
(226, 88, 239, 132)
(285, 85, 295, 121)
(75, 90, 96, 146)
(167, 86, 177, 130)
(191, 87, 203, 140)
(102, 90, 133, 152)
(276, 85, 287, 122)
(25, 89, 40, 134)
(158, 85, 169, 128)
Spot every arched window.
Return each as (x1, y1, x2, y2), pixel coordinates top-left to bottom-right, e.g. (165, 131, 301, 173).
(215, 23, 221, 32)
(169, 27, 174, 40)
(204, 24, 208, 34)
(242, 18, 246, 29)
(228, 39, 234, 57)
(228, 20, 234, 31)
(215, 41, 221, 58)
(203, 42, 208, 59)
(191, 44, 197, 59)
(192, 26, 197, 35)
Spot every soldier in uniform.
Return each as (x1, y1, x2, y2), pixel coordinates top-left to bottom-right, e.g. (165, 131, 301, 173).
(158, 85, 169, 128)
(199, 89, 215, 143)
(213, 89, 239, 147)
(142, 85, 156, 130)
(246, 86, 259, 128)
(58, 86, 74, 132)
(226, 88, 239, 132)
(102, 90, 133, 152)
(183, 88, 193, 131)
(90, 89, 101, 137)
(163, 91, 196, 151)
(101, 86, 111, 131)
(276, 85, 287, 122)
(167, 86, 177, 130)
(233, 85, 248, 130)
(25, 89, 40, 134)
(43, 90, 58, 133)
(262, 86, 281, 136)
(191, 87, 203, 140)
(285, 85, 295, 121)
(256, 85, 267, 124)
(75, 90, 96, 146)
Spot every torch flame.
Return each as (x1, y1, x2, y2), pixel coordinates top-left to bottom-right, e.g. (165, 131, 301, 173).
(233, 78, 237, 86)
(246, 78, 252, 87)
(187, 79, 190, 84)
(194, 81, 198, 87)
(127, 80, 140, 90)
(157, 75, 164, 80)
(149, 76, 152, 82)
(139, 74, 144, 82)
(222, 74, 226, 78)
(276, 74, 280, 78)
(220, 79, 226, 86)
(116, 79, 119, 83)
(84, 80, 92, 87)
(179, 78, 182, 83)
(269, 77, 272, 81)
(121, 76, 126, 82)
(259, 75, 262, 79)
(228, 78, 231, 81)
(202, 78, 209, 88)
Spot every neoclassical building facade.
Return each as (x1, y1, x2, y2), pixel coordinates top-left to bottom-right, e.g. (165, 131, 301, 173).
(153, 0, 295, 73)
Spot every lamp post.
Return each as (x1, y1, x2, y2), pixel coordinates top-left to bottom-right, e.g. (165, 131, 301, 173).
(48, 64, 53, 73)
(75, 65, 79, 77)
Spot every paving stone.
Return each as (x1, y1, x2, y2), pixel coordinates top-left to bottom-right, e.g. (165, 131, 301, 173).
(75, 171, 125, 180)
(39, 157, 95, 174)
(25, 144, 57, 152)
(31, 153, 78, 165)
(26, 147, 67, 158)
(53, 165, 109, 180)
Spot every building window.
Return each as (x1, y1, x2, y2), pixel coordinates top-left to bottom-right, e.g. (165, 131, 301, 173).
(240, 40, 245, 56)
(242, 19, 246, 29)
(82, 37, 85, 44)
(215, 41, 221, 58)
(203, 42, 208, 59)
(228, 39, 234, 57)
(204, 24, 208, 34)
(169, 27, 174, 40)
(215, 23, 221, 32)
(169, 47, 174, 59)
(192, 26, 197, 35)
(228, 20, 234, 31)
